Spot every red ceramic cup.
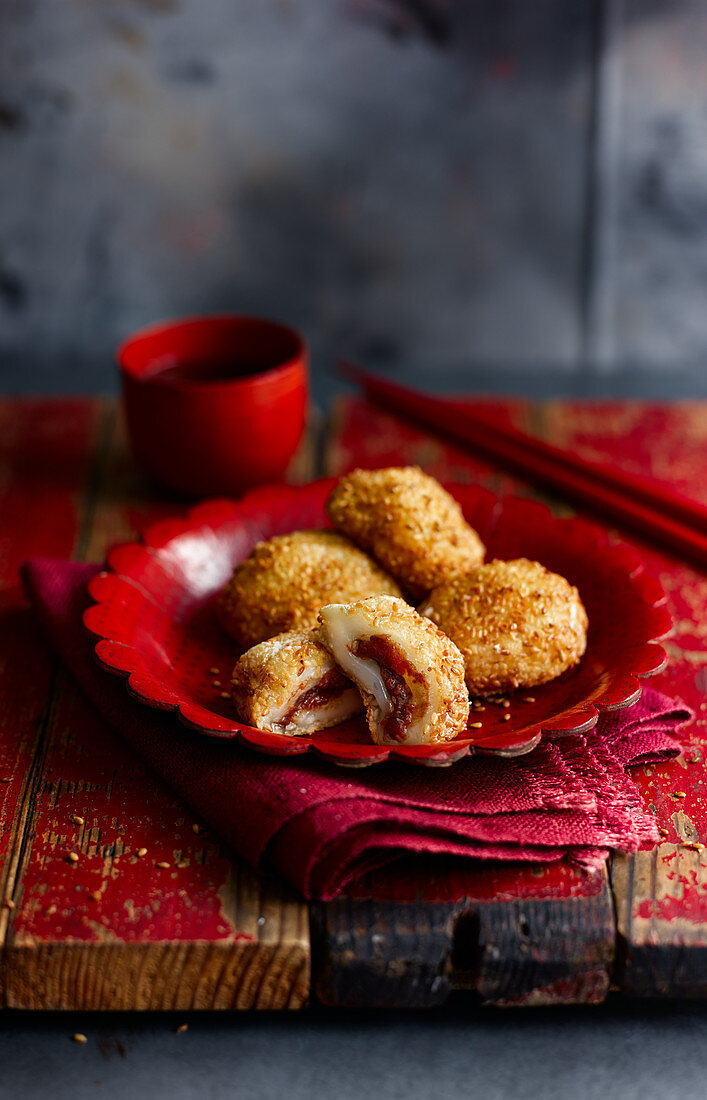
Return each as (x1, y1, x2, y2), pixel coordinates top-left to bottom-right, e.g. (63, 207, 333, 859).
(118, 315, 308, 497)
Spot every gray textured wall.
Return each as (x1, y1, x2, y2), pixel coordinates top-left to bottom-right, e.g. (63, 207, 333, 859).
(1, 0, 706, 397)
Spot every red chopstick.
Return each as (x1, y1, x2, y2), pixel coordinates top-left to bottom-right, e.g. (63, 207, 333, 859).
(341, 363, 707, 570)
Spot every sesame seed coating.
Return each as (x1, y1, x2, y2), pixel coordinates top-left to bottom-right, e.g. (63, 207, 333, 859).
(419, 558, 588, 697)
(316, 594, 470, 746)
(231, 630, 362, 735)
(326, 467, 485, 600)
(219, 529, 403, 649)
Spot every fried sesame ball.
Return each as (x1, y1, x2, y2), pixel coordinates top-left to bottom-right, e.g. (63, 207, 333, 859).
(326, 466, 485, 600)
(230, 631, 362, 735)
(219, 529, 403, 649)
(316, 594, 469, 746)
(419, 558, 588, 697)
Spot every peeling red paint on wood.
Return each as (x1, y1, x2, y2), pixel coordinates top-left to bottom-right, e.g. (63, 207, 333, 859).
(1, 395, 704, 1008)
(635, 875, 707, 925)
(0, 400, 98, 919)
(325, 397, 620, 1003)
(11, 681, 264, 945)
(327, 395, 706, 1002)
(0, 400, 309, 1010)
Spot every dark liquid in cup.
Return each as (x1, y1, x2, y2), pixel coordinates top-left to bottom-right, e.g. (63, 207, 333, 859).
(148, 357, 278, 384)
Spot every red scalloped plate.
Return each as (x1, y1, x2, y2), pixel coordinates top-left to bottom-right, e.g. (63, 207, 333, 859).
(83, 479, 671, 767)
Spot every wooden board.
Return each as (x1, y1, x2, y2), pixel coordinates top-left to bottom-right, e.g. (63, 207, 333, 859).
(320, 397, 617, 1007)
(538, 401, 707, 997)
(0, 400, 309, 1010)
(0, 395, 704, 1009)
(319, 396, 706, 1006)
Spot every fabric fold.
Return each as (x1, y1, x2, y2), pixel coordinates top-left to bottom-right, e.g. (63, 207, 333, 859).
(21, 557, 691, 900)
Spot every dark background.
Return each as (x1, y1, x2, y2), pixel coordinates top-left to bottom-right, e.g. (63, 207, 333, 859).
(2, 0, 707, 399)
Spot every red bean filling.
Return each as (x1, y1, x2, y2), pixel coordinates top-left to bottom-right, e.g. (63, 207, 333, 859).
(352, 635, 421, 743)
(284, 668, 350, 722)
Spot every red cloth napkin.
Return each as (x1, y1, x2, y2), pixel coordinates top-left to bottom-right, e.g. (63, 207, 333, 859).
(22, 558, 691, 900)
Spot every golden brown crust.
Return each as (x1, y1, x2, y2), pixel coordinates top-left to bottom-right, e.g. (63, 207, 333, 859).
(230, 630, 361, 734)
(326, 466, 485, 600)
(316, 594, 469, 746)
(419, 558, 588, 696)
(219, 529, 403, 649)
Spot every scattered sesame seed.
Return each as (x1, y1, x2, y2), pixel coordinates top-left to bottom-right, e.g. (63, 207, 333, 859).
(469, 722, 483, 729)
(176, 861, 189, 869)
(658, 828, 669, 837)
(67, 852, 79, 863)
(72, 1033, 88, 1045)
(212, 680, 222, 688)
(45, 904, 57, 916)
(192, 824, 200, 835)
(673, 791, 687, 799)
(690, 757, 701, 764)
(683, 842, 705, 851)
(502, 713, 511, 722)
(501, 700, 511, 708)
(89, 890, 102, 902)
(176, 1023, 189, 1033)
(209, 668, 220, 675)
(220, 691, 231, 700)
(4, 897, 15, 910)
(0, 777, 11, 783)
(523, 696, 536, 703)
(155, 861, 171, 870)
(70, 815, 84, 826)
(136, 848, 148, 858)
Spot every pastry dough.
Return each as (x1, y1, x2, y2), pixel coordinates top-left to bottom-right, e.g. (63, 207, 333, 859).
(316, 595, 469, 746)
(230, 631, 362, 735)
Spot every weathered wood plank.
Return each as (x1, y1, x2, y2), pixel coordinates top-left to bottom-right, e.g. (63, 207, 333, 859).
(611, 558, 706, 997)
(312, 892, 460, 1009)
(516, 400, 707, 997)
(0, 400, 98, 942)
(320, 395, 706, 1005)
(0, 398, 310, 1010)
(455, 863, 614, 1006)
(320, 396, 618, 1007)
(2, 394, 703, 1009)
(312, 861, 614, 1009)
(3, 658, 310, 1011)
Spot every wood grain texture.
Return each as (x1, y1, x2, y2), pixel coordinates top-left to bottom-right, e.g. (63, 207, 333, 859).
(456, 864, 614, 1006)
(1, 395, 704, 1010)
(311, 893, 459, 1009)
(611, 598, 706, 999)
(613, 847, 707, 998)
(321, 397, 622, 1007)
(322, 395, 705, 1005)
(0, 398, 310, 1011)
(537, 401, 707, 996)
(0, 400, 98, 940)
(312, 861, 614, 1009)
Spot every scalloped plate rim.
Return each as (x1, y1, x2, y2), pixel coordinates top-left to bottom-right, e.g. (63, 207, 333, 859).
(84, 479, 671, 766)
